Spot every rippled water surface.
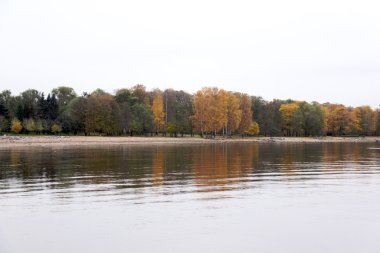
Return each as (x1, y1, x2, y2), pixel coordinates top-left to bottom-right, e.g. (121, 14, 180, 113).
(1, 143, 380, 253)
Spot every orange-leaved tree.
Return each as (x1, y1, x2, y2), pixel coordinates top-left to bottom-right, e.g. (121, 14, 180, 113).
(152, 90, 165, 135)
(11, 118, 23, 134)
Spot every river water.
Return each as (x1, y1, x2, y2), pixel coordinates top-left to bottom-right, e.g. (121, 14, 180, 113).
(1, 143, 380, 253)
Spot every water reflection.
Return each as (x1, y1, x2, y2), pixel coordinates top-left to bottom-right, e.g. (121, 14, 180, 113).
(1, 143, 379, 201)
(2, 143, 380, 253)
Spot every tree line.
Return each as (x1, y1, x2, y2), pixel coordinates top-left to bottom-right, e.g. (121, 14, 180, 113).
(0, 85, 379, 137)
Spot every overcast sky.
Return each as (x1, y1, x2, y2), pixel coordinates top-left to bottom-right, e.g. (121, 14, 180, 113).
(0, 0, 379, 107)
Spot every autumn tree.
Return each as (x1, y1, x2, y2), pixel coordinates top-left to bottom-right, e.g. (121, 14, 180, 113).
(216, 89, 229, 135)
(225, 92, 242, 136)
(193, 89, 208, 136)
(11, 118, 23, 134)
(152, 90, 165, 135)
(350, 106, 374, 135)
(193, 87, 227, 137)
(0, 86, 377, 138)
(325, 105, 350, 136)
(238, 93, 253, 135)
(280, 102, 299, 136)
(246, 122, 260, 136)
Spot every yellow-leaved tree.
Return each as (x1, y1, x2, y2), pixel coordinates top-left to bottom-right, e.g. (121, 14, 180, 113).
(238, 93, 253, 135)
(246, 122, 260, 136)
(226, 92, 242, 135)
(350, 106, 374, 135)
(152, 90, 165, 135)
(193, 87, 228, 137)
(279, 103, 299, 136)
(11, 118, 23, 134)
(325, 105, 350, 135)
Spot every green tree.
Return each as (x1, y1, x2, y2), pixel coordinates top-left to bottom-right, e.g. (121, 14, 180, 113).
(375, 109, 380, 136)
(131, 84, 149, 105)
(35, 119, 45, 134)
(0, 115, 9, 133)
(252, 97, 282, 136)
(24, 118, 36, 133)
(60, 97, 87, 134)
(85, 93, 122, 135)
(163, 89, 193, 137)
(130, 103, 153, 135)
(19, 89, 41, 120)
(52, 86, 77, 113)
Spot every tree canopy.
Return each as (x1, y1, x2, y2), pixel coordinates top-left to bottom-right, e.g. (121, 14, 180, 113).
(1, 85, 379, 137)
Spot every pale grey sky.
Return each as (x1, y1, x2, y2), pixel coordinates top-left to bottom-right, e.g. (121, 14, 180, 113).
(0, 0, 379, 107)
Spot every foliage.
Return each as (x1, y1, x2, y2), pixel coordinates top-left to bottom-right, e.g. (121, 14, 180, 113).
(51, 123, 62, 134)
(325, 105, 350, 136)
(11, 118, 23, 134)
(238, 93, 252, 134)
(152, 90, 165, 134)
(0, 86, 379, 137)
(246, 122, 260, 136)
(52, 86, 77, 113)
(251, 97, 282, 136)
(24, 118, 36, 133)
(280, 103, 299, 136)
(0, 115, 9, 132)
(226, 92, 242, 135)
(163, 89, 193, 136)
(130, 103, 153, 135)
(166, 122, 176, 136)
(85, 93, 122, 135)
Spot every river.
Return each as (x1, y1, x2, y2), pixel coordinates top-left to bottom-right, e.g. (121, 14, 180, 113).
(1, 143, 380, 252)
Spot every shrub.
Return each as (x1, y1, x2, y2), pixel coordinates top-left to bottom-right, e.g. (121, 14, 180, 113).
(51, 123, 62, 134)
(11, 118, 23, 134)
(245, 122, 260, 136)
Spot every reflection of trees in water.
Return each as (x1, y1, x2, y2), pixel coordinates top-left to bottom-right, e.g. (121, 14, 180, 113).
(152, 147, 164, 187)
(0, 143, 377, 192)
(0, 147, 59, 181)
(192, 144, 260, 188)
(320, 143, 372, 172)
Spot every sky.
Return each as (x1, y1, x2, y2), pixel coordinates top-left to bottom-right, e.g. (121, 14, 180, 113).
(0, 0, 380, 107)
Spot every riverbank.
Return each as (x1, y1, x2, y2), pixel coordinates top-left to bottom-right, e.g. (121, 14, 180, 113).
(0, 135, 379, 148)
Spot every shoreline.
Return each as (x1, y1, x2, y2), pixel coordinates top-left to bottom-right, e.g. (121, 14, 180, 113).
(1, 135, 380, 148)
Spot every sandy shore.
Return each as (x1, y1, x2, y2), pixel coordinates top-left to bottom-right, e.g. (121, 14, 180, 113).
(0, 135, 379, 148)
